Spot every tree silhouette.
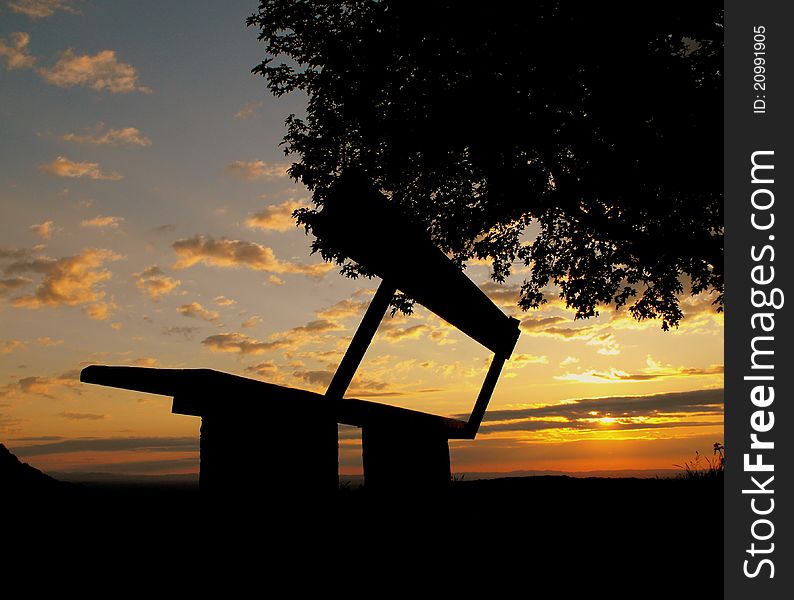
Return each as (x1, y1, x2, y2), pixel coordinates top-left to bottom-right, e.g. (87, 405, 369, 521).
(247, 1, 723, 329)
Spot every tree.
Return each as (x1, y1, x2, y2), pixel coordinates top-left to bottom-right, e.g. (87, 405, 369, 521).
(247, 1, 723, 329)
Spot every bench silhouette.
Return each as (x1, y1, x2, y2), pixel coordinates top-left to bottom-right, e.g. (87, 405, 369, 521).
(80, 173, 520, 494)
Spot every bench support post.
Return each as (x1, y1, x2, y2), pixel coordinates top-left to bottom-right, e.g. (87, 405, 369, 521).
(198, 410, 339, 498)
(361, 425, 450, 493)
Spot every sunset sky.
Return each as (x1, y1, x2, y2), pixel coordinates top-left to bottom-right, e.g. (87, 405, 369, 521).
(0, 0, 723, 478)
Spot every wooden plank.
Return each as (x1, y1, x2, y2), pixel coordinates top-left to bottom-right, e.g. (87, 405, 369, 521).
(80, 365, 469, 436)
(324, 280, 396, 400)
(312, 173, 522, 357)
(464, 354, 508, 438)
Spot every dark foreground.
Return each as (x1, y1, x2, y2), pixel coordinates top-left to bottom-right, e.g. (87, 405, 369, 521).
(5, 474, 722, 592)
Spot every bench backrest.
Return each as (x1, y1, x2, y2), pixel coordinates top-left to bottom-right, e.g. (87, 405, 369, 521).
(313, 174, 520, 357)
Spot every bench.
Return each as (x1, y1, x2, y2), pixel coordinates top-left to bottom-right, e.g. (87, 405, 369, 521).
(80, 172, 520, 494)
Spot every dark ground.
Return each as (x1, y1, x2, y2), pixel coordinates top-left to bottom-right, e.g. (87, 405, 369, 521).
(2, 444, 721, 592)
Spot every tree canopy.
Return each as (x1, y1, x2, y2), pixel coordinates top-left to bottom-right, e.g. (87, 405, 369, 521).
(247, 1, 723, 329)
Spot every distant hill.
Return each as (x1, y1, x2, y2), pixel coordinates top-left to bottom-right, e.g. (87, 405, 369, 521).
(452, 468, 683, 480)
(0, 443, 69, 493)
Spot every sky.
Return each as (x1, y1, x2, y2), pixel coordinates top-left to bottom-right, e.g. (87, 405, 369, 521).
(0, 0, 724, 479)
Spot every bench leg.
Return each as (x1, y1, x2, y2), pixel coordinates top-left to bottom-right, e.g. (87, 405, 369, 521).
(199, 413, 339, 499)
(361, 425, 450, 493)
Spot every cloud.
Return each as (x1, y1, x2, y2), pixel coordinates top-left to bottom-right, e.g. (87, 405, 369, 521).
(556, 358, 724, 383)
(152, 224, 176, 234)
(36, 336, 63, 346)
(81, 215, 124, 228)
(475, 389, 723, 430)
(133, 265, 181, 300)
(202, 319, 343, 356)
(131, 357, 157, 367)
(201, 332, 288, 355)
(233, 101, 262, 119)
(18, 368, 80, 397)
(61, 123, 151, 146)
(60, 412, 108, 421)
(509, 353, 549, 366)
(520, 315, 622, 355)
(162, 326, 200, 340)
(0, 276, 32, 296)
(0, 411, 24, 434)
(316, 297, 370, 320)
(7, 0, 79, 19)
(586, 332, 621, 356)
(268, 275, 284, 286)
(292, 369, 334, 388)
(241, 315, 262, 328)
(290, 319, 342, 335)
(177, 302, 219, 323)
(11, 436, 198, 457)
(478, 281, 521, 308)
(520, 316, 568, 330)
(60, 457, 199, 475)
(378, 320, 428, 342)
(172, 235, 333, 277)
(1, 340, 25, 355)
(560, 356, 580, 367)
(226, 160, 289, 180)
(245, 199, 304, 232)
(0, 246, 39, 260)
(0, 31, 36, 70)
(29, 220, 56, 239)
(291, 368, 396, 397)
(244, 360, 278, 378)
(38, 48, 151, 93)
(82, 301, 115, 320)
(39, 156, 123, 180)
(5, 248, 120, 319)
(214, 295, 236, 307)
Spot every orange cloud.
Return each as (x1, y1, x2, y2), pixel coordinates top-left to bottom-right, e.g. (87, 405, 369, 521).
(510, 353, 549, 365)
(172, 235, 333, 277)
(0, 32, 36, 70)
(133, 265, 181, 300)
(8, 0, 79, 19)
(39, 156, 123, 180)
(1, 340, 25, 355)
(201, 332, 288, 355)
(316, 297, 370, 319)
(38, 48, 151, 93)
(177, 302, 220, 323)
(241, 315, 262, 329)
(213, 295, 236, 307)
(0, 277, 32, 296)
(81, 215, 124, 228)
(245, 199, 304, 231)
(378, 321, 428, 342)
(226, 160, 289, 180)
(202, 319, 343, 356)
(233, 101, 263, 119)
(244, 360, 278, 377)
(60, 412, 108, 421)
(557, 358, 724, 384)
(61, 123, 151, 146)
(478, 281, 522, 308)
(29, 220, 56, 239)
(18, 368, 80, 397)
(5, 248, 120, 319)
(131, 357, 158, 367)
(520, 316, 568, 330)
